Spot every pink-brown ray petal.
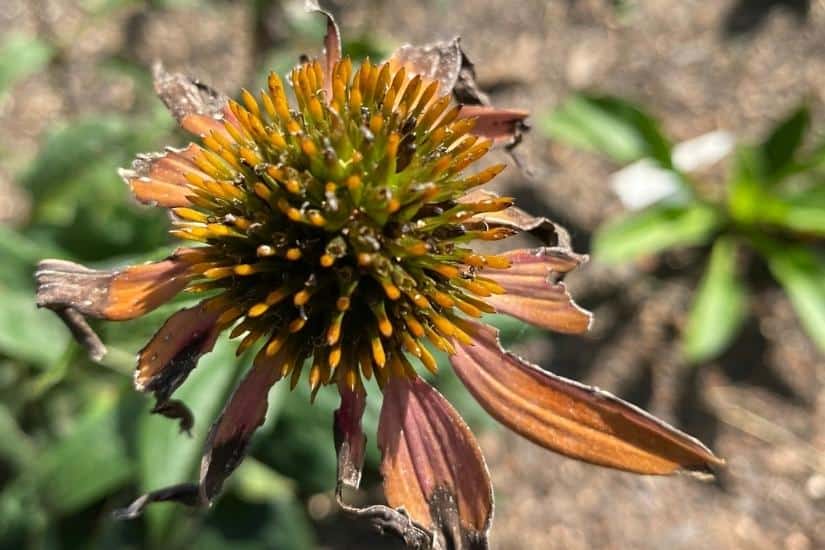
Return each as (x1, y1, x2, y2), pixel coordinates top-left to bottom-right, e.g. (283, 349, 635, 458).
(484, 246, 592, 334)
(450, 320, 724, 475)
(378, 376, 492, 548)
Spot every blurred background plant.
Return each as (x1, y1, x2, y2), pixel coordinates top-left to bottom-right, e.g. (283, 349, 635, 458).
(1, 1, 823, 549)
(541, 96, 825, 364)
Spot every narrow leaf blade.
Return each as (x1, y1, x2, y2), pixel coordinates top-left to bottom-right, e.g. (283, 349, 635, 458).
(683, 237, 748, 363)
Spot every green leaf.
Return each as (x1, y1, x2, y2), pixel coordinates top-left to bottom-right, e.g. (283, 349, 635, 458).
(32, 389, 135, 515)
(539, 94, 673, 167)
(137, 338, 246, 540)
(683, 237, 748, 363)
(774, 185, 825, 236)
(727, 146, 770, 225)
(232, 458, 294, 503)
(0, 404, 36, 470)
(761, 105, 810, 181)
(593, 203, 722, 264)
(0, 34, 53, 96)
(756, 241, 825, 354)
(0, 288, 70, 369)
(21, 114, 173, 261)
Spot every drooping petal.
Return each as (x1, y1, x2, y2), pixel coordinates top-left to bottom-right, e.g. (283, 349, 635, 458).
(119, 144, 206, 207)
(388, 38, 463, 96)
(378, 376, 492, 549)
(484, 246, 593, 334)
(199, 350, 284, 501)
(450, 320, 724, 475)
(459, 105, 529, 142)
(135, 297, 229, 432)
(116, 349, 286, 518)
(333, 382, 367, 490)
(36, 249, 201, 321)
(305, 0, 341, 97)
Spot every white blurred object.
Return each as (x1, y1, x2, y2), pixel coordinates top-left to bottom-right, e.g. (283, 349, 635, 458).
(611, 130, 734, 210)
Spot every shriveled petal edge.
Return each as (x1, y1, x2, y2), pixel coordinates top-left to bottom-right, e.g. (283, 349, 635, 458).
(152, 62, 232, 134)
(35, 251, 198, 361)
(387, 37, 463, 99)
(450, 319, 724, 477)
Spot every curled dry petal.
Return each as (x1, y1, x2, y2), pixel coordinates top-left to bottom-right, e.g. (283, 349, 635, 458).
(36, 250, 199, 321)
(333, 382, 367, 490)
(450, 320, 724, 475)
(378, 376, 492, 549)
(484, 247, 593, 334)
(119, 144, 205, 208)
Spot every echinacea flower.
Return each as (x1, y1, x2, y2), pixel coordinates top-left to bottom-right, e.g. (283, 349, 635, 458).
(35, 3, 722, 547)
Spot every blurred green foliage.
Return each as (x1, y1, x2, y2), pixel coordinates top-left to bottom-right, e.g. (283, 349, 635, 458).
(542, 96, 825, 363)
(0, 2, 521, 548)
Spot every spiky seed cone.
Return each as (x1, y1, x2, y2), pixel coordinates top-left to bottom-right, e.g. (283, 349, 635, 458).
(173, 57, 514, 397)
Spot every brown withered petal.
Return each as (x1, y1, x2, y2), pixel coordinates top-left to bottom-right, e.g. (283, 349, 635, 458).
(333, 382, 367, 491)
(152, 62, 234, 136)
(457, 105, 529, 143)
(483, 247, 593, 334)
(388, 38, 463, 96)
(36, 250, 197, 321)
(199, 350, 284, 501)
(451, 320, 724, 475)
(135, 300, 227, 429)
(378, 376, 492, 550)
(119, 145, 206, 208)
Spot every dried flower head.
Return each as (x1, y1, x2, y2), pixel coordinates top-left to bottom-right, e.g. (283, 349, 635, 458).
(35, 3, 722, 548)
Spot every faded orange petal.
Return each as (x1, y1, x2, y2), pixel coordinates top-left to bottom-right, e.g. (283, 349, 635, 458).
(484, 246, 592, 334)
(36, 250, 199, 321)
(458, 105, 528, 142)
(199, 348, 284, 501)
(119, 144, 208, 208)
(378, 376, 492, 548)
(450, 320, 724, 475)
